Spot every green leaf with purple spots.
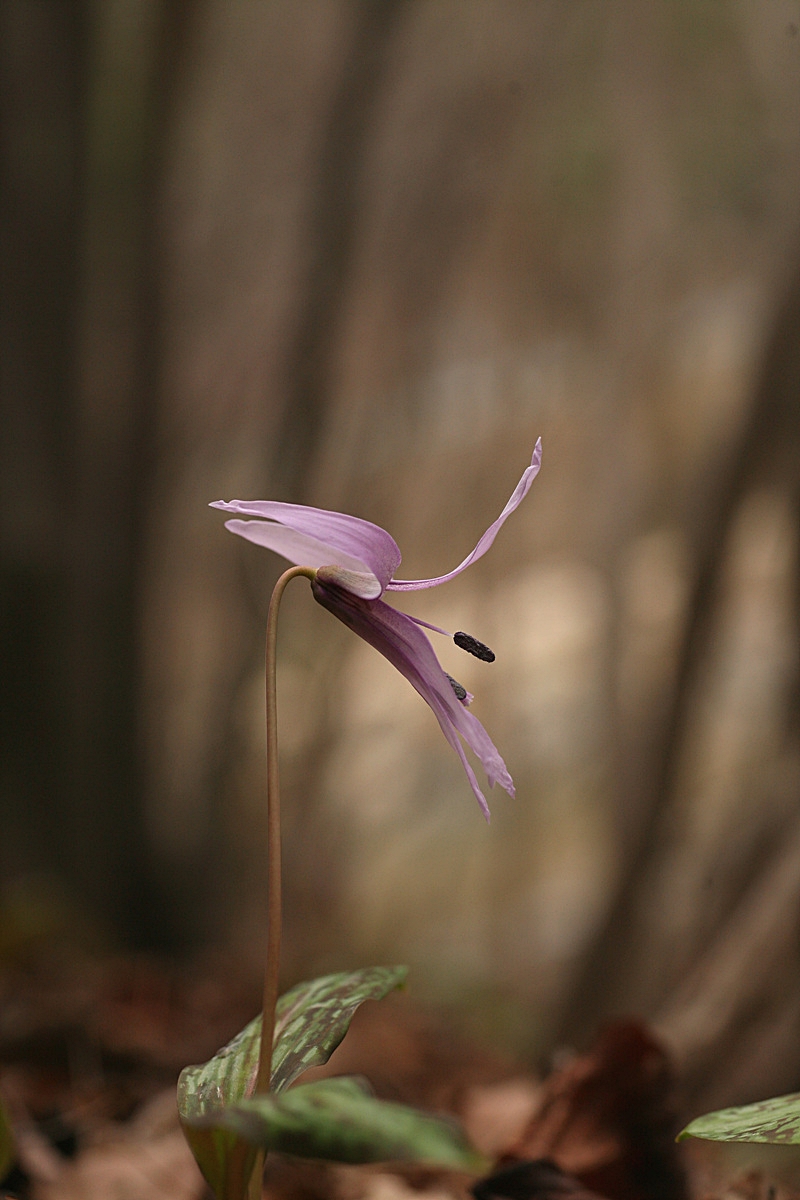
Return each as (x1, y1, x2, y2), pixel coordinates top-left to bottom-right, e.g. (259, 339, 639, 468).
(270, 965, 408, 1093)
(204, 1075, 487, 1169)
(679, 1093, 800, 1144)
(177, 966, 408, 1196)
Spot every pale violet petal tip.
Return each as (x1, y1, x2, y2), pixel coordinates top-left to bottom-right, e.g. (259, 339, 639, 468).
(387, 441, 542, 592)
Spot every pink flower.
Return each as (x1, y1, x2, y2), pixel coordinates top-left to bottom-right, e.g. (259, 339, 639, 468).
(212, 440, 541, 819)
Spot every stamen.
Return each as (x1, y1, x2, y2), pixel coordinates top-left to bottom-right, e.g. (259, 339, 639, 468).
(445, 673, 468, 702)
(454, 631, 495, 662)
(409, 614, 452, 638)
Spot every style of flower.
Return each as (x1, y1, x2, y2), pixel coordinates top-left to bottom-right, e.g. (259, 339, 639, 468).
(211, 440, 541, 819)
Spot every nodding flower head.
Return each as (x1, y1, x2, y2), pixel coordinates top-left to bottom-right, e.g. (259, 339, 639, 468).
(212, 439, 541, 820)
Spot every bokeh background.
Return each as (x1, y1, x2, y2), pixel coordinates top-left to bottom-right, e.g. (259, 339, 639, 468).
(3, 0, 800, 1114)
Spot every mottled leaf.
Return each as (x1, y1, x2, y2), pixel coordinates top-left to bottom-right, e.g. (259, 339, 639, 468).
(208, 1075, 488, 1170)
(679, 1093, 800, 1145)
(270, 965, 408, 1093)
(178, 965, 407, 1195)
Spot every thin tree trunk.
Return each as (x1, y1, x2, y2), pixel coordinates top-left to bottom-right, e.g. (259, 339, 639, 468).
(67, 0, 192, 946)
(558, 257, 800, 1044)
(0, 1, 85, 896)
(269, 0, 409, 501)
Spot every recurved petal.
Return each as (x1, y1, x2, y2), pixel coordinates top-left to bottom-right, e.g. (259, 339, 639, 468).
(311, 569, 515, 819)
(387, 439, 541, 592)
(211, 499, 401, 597)
(220, 520, 381, 598)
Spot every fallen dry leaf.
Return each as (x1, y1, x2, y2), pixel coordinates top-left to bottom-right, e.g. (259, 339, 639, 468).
(31, 1128, 205, 1200)
(472, 1158, 609, 1200)
(504, 1021, 687, 1200)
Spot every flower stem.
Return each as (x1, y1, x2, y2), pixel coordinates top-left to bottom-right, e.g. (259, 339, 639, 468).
(255, 564, 317, 1096)
(246, 1153, 264, 1200)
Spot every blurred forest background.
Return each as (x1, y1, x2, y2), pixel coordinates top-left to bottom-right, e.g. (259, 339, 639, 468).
(2, 0, 800, 1116)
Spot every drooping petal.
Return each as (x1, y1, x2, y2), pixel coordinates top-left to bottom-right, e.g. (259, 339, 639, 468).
(312, 568, 515, 819)
(210, 499, 401, 599)
(386, 439, 542, 592)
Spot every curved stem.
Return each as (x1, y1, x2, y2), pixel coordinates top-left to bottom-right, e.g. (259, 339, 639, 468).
(255, 565, 316, 1095)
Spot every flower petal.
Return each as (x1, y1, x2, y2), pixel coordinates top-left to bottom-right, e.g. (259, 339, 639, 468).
(386, 439, 541, 592)
(312, 570, 515, 819)
(211, 500, 401, 598)
(219, 520, 380, 598)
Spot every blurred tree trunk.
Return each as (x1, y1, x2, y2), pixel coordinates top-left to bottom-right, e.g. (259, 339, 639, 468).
(0, 1, 85, 903)
(558, 255, 800, 1047)
(69, 0, 193, 946)
(269, 0, 408, 501)
(1, 0, 193, 947)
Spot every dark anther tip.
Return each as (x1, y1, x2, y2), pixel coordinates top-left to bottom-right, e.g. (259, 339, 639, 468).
(454, 631, 495, 662)
(444, 673, 468, 702)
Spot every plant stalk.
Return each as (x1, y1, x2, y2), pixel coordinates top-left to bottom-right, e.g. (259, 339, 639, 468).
(255, 565, 316, 1096)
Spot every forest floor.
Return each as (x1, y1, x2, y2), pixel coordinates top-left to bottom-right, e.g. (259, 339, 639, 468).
(0, 948, 792, 1200)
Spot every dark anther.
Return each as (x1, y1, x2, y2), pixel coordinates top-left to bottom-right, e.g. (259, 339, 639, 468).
(454, 631, 495, 662)
(445, 673, 468, 702)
